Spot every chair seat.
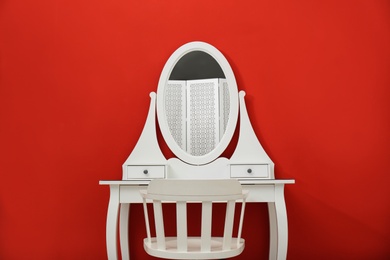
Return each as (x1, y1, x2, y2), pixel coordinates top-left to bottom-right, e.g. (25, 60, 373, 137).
(144, 237, 245, 259)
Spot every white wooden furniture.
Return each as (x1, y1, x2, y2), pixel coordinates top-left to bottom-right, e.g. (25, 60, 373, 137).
(141, 179, 248, 259)
(100, 41, 295, 260)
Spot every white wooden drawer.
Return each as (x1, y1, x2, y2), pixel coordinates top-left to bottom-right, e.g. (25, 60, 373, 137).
(126, 165, 165, 179)
(230, 164, 269, 178)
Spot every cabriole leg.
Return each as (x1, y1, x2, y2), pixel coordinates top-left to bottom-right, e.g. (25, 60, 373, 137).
(107, 185, 120, 260)
(120, 203, 130, 260)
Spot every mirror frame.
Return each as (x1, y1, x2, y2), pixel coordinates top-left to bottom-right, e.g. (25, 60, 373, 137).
(157, 41, 239, 165)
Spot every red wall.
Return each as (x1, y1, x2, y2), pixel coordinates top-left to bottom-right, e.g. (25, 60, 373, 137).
(1, 0, 389, 259)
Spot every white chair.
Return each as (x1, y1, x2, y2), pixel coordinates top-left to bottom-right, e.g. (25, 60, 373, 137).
(140, 179, 249, 259)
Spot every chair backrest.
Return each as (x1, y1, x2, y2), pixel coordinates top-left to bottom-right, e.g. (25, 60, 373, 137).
(140, 179, 248, 259)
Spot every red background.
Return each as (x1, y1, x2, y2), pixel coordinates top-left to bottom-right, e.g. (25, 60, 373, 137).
(1, 0, 389, 259)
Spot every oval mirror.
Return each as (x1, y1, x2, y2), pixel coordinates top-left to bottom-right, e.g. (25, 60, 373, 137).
(157, 42, 238, 165)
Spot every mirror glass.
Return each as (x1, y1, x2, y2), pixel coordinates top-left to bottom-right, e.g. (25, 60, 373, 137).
(157, 42, 238, 165)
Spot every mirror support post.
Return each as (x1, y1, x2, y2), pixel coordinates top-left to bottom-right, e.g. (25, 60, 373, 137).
(229, 91, 274, 178)
(122, 92, 167, 180)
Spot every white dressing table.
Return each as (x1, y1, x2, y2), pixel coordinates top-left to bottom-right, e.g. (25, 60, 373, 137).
(100, 42, 294, 260)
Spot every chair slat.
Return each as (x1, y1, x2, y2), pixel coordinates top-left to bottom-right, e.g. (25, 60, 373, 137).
(142, 198, 152, 245)
(223, 200, 235, 250)
(237, 200, 247, 247)
(153, 200, 166, 250)
(201, 201, 212, 252)
(176, 201, 187, 251)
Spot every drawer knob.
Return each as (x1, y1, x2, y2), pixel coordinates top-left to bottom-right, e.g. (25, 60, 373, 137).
(143, 170, 148, 174)
(247, 168, 252, 174)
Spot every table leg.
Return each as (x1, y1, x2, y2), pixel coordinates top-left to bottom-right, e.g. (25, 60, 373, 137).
(268, 184, 288, 260)
(107, 185, 120, 260)
(120, 203, 130, 260)
(268, 202, 277, 260)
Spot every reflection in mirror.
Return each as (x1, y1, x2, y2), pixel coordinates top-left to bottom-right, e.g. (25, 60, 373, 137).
(164, 51, 230, 156)
(169, 51, 225, 80)
(165, 78, 230, 156)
